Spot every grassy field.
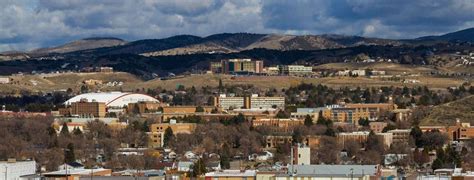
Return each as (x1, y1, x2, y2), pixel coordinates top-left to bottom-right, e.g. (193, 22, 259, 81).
(314, 62, 435, 75)
(420, 95, 474, 126)
(0, 71, 470, 94)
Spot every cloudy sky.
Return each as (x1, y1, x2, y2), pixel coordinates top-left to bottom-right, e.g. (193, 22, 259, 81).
(1, 0, 473, 51)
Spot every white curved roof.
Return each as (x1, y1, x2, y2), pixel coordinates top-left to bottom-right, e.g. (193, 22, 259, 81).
(64, 92, 159, 108)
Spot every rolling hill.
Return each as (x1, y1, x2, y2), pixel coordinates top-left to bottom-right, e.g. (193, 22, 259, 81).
(29, 37, 126, 56)
(417, 27, 474, 42)
(420, 95, 474, 126)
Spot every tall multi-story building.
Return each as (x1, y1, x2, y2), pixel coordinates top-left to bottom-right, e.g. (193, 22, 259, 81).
(214, 94, 285, 110)
(214, 94, 246, 110)
(69, 99, 106, 118)
(278, 65, 313, 76)
(249, 94, 285, 109)
(148, 120, 197, 148)
(210, 59, 263, 74)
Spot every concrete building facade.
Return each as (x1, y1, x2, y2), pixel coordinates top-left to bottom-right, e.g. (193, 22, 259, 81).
(148, 122, 196, 148)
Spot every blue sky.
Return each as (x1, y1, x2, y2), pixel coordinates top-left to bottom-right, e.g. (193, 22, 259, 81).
(1, 0, 473, 51)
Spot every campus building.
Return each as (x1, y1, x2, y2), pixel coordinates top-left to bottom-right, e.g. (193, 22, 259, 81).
(420, 120, 474, 141)
(214, 94, 285, 110)
(210, 59, 263, 74)
(148, 121, 197, 148)
(252, 118, 304, 133)
(59, 99, 107, 118)
(292, 144, 311, 165)
(322, 103, 397, 124)
(0, 159, 36, 180)
(249, 94, 285, 109)
(387, 129, 411, 144)
(65, 92, 160, 109)
(127, 101, 162, 114)
(278, 65, 313, 76)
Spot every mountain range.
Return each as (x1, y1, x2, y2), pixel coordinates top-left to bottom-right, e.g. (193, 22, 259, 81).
(0, 28, 473, 78)
(1, 27, 473, 59)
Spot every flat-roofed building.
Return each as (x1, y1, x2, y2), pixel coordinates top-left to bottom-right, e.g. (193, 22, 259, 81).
(337, 131, 370, 147)
(211, 59, 263, 74)
(127, 101, 162, 114)
(215, 95, 246, 110)
(215, 94, 285, 110)
(252, 118, 304, 133)
(278, 65, 312, 76)
(249, 94, 285, 109)
(283, 165, 381, 180)
(387, 129, 411, 144)
(149, 121, 196, 148)
(264, 135, 321, 149)
(0, 77, 10, 84)
(0, 159, 36, 180)
(420, 120, 474, 141)
(205, 170, 256, 180)
(162, 106, 215, 114)
(323, 103, 397, 124)
(393, 109, 412, 122)
(69, 100, 106, 118)
(370, 122, 388, 133)
(209, 61, 223, 73)
(291, 108, 325, 121)
(43, 168, 112, 179)
(98, 66, 113, 73)
(292, 144, 311, 165)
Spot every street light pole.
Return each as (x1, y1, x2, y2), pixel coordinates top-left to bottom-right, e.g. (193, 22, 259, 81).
(4, 166, 7, 180)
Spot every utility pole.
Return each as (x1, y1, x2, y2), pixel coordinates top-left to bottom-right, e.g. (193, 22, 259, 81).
(350, 168, 354, 180)
(4, 166, 7, 180)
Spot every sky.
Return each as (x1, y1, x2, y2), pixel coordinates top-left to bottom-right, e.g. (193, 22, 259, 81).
(1, 0, 473, 52)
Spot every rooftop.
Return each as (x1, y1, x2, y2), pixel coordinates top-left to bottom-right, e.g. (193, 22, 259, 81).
(205, 170, 257, 177)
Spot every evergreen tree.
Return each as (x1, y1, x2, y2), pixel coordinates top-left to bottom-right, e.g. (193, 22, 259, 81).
(292, 128, 303, 144)
(220, 143, 231, 169)
(410, 126, 423, 148)
(192, 158, 207, 177)
(64, 143, 75, 163)
(60, 123, 70, 137)
(195, 106, 204, 112)
(316, 110, 327, 125)
(358, 118, 370, 127)
(141, 121, 150, 132)
(304, 115, 313, 127)
(47, 126, 57, 136)
(72, 127, 83, 136)
(218, 79, 224, 93)
(324, 127, 336, 137)
(163, 127, 174, 147)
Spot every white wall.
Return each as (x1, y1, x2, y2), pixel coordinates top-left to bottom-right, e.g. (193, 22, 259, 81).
(0, 161, 36, 180)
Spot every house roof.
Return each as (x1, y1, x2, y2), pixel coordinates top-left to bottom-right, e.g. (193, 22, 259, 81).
(205, 170, 256, 177)
(286, 165, 379, 177)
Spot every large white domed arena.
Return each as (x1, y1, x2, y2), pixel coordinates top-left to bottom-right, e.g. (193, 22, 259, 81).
(64, 92, 159, 108)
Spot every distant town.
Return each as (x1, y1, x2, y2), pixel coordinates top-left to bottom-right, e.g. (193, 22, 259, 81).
(0, 56, 472, 180)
